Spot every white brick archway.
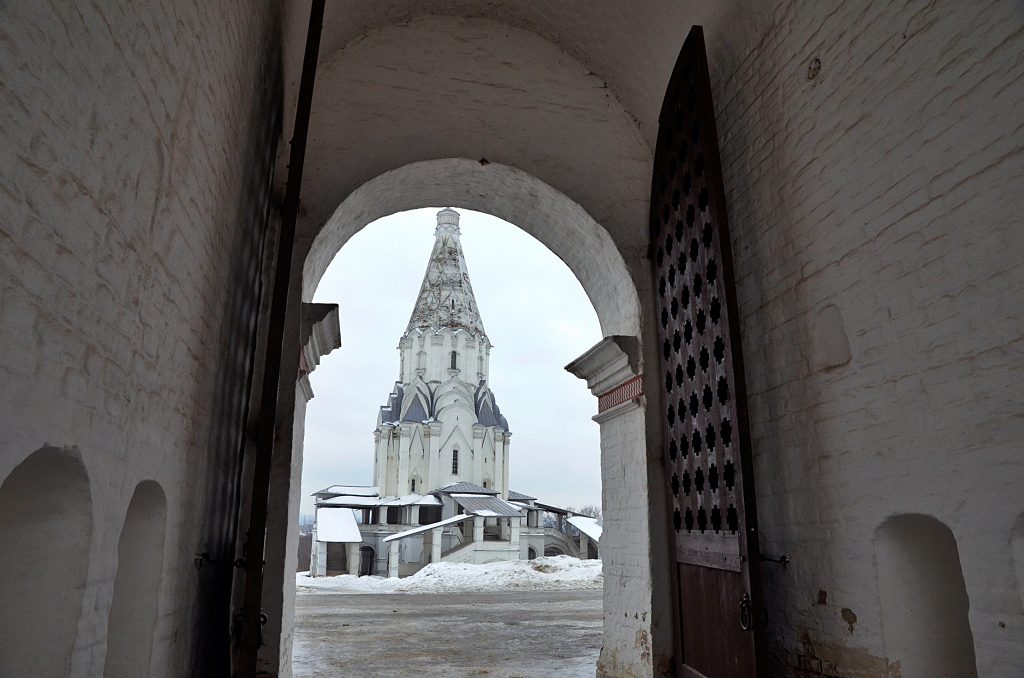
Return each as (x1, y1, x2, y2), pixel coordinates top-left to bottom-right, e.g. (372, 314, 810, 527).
(268, 159, 669, 677)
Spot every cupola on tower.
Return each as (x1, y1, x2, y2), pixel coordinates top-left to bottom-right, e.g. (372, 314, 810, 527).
(373, 209, 511, 498)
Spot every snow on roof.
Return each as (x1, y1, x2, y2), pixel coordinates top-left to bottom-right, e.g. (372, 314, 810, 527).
(313, 485, 379, 497)
(382, 513, 474, 543)
(317, 493, 443, 508)
(435, 481, 498, 495)
(534, 501, 570, 515)
(315, 507, 362, 543)
(451, 494, 524, 518)
(317, 495, 380, 507)
(379, 493, 442, 507)
(567, 516, 603, 543)
(507, 490, 537, 501)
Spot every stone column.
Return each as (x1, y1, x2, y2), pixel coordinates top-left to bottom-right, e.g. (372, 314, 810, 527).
(473, 516, 484, 543)
(346, 542, 359, 576)
(377, 507, 388, 526)
(397, 425, 411, 493)
(410, 505, 420, 525)
(313, 541, 327, 577)
(510, 518, 521, 552)
(580, 532, 591, 560)
(388, 541, 400, 578)
(472, 424, 485, 481)
(426, 421, 443, 491)
(566, 336, 669, 676)
(431, 527, 443, 563)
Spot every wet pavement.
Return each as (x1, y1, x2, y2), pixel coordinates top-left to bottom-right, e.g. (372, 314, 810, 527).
(292, 589, 603, 677)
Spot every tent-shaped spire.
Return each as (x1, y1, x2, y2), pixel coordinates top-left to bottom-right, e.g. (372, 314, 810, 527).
(405, 209, 486, 337)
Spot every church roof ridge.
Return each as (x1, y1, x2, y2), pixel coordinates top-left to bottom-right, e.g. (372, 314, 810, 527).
(404, 208, 487, 337)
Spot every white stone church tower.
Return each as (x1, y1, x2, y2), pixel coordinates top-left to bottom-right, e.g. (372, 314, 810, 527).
(372, 208, 512, 499)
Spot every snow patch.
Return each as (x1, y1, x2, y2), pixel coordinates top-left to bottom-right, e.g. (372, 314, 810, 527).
(296, 555, 602, 594)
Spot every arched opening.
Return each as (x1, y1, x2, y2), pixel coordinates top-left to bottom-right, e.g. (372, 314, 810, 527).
(302, 160, 640, 338)
(544, 545, 566, 557)
(325, 543, 347, 576)
(0, 447, 92, 676)
(359, 546, 376, 577)
(295, 203, 621, 673)
(875, 514, 977, 676)
(103, 481, 167, 677)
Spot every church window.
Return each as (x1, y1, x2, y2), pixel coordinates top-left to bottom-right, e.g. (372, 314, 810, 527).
(483, 481, 488, 488)
(410, 477, 416, 492)
(450, 350, 458, 369)
(417, 350, 426, 369)
(452, 449, 459, 474)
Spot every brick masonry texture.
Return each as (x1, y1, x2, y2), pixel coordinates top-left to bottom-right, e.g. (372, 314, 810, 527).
(706, 2, 1024, 674)
(2, 2, 1022, 677)
(0, 1, 279, 674)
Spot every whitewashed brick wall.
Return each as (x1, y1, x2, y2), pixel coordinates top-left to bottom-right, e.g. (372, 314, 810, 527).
(705, 1, 1024, 674)
(0, 2, 279, 674)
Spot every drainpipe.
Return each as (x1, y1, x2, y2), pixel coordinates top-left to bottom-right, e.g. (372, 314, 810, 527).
(234, 1, 325, 675)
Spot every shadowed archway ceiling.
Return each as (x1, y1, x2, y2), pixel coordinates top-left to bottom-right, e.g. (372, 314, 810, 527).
(280, 1, 770, 266)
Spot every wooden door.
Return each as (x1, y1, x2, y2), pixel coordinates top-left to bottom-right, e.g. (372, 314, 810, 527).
(650, 26, 763, 677)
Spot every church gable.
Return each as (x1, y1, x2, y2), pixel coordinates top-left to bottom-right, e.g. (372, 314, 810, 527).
(474, 385, 510, 431)
(400, 379, 434, 422)
(433, 380, 476, 422)
(408, 424, 426, 455)
(439, 426, 472, 457)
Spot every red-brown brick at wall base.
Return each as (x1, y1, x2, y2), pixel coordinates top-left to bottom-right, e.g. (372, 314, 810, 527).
(598, 375, 645, 413)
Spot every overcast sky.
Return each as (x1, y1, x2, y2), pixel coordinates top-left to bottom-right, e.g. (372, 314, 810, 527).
(300, 208, 603, 516)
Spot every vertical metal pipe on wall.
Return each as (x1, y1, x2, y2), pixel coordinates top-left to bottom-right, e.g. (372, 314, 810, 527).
(233, 1, 325, 675)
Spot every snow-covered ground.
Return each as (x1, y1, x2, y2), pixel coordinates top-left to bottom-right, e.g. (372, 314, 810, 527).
(296, 555, 602, 594)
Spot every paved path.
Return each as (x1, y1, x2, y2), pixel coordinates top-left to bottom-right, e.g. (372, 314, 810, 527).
(292, 589, 603, 677)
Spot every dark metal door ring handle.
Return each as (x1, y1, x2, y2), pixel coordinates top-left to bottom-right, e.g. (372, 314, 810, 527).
(739, 593, 753, 631)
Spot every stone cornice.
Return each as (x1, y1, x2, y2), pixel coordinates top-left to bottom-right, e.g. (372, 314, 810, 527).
(565, 335, 643, 420)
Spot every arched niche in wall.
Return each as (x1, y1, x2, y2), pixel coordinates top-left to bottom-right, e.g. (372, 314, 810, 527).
(0, 446, 93, 676)
(874, 514, 977, 676)
(103, 480, 167, 678)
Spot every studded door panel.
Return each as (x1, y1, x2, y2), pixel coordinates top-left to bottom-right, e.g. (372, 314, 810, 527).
(650, 26, 762, 676)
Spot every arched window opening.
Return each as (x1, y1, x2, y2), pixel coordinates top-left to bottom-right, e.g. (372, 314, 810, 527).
(410, 477, 417, 492)
(103, 481, 167, 678)
(0, 447, 92, 677)
(450, 350, 458, 370)
(875, 514, 977, 677)
(451, 449, 459, 475)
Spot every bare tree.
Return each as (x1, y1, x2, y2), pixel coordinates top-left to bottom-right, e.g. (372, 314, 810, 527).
(566, 504, 602, 521)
